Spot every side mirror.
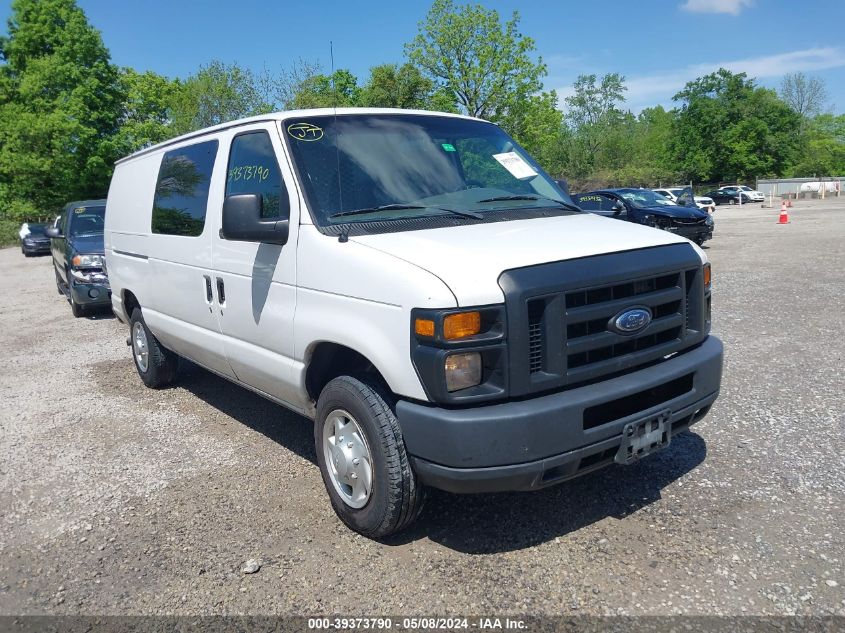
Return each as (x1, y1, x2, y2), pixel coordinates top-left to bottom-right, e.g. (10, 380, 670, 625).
(45, 226, 63, 239)
(221, 194, 289, 245)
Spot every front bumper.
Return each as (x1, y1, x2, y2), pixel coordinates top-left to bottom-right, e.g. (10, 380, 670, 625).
(22, 242, 51, 254)
(397, 336, 723, 493)
(671, 225, 713, 242)
(70, 279, 111, 306)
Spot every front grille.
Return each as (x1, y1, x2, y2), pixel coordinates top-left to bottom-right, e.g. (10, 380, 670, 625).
(527, 300, 545, 374)
(499, 244, 708, 396)
(564, 272, 685, 377)
(672, 217, 707, 226)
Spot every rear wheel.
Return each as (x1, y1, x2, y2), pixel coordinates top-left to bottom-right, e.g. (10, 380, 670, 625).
(129, 308, 179, 388)
(315, 375, 426, 538)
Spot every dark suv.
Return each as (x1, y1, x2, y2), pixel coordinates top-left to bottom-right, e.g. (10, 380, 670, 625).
(573, 188, 714, 246)
(46, 199, 110, 317)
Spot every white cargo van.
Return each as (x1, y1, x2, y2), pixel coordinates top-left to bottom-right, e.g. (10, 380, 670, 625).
(105, 109, 722, 537)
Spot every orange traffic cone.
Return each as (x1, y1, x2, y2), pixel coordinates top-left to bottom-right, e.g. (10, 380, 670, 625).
(778, 201, 789, 224)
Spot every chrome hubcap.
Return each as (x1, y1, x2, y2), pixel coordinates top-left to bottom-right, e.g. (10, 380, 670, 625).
(322, 409, 373, 509)
(132, 322, 149, 373)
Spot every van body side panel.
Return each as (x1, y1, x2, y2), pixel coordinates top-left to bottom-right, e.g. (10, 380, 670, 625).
(106, 157, 159, 322)
(106, 142, 235, 378)
(294, 226, 457, 402)
(209, 124, 301, 405)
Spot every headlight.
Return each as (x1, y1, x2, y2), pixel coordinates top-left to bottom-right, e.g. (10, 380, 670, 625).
(705, 215, 714, 226)
(444, 352, 482, 392)
(71, 254, 104, 268)
(411, 305, 506, 402)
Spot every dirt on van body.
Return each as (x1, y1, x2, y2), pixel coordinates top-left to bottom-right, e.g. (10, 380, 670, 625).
(0, 199, 843, 619)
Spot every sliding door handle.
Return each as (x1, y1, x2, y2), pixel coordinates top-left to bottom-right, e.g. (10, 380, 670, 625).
(216, 277, 225, 304)
(203, 275, 213, 303)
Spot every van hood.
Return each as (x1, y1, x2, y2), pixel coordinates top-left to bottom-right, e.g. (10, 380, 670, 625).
(350, 213, 697, 306)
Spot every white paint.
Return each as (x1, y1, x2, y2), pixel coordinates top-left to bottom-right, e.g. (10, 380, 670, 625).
(105, 109, 706, 413)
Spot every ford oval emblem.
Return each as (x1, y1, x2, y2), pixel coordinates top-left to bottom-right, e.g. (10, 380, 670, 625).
(609, 307, 652, 335)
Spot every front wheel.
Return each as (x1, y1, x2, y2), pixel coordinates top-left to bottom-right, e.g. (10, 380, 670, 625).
(315, 376, 426, 538)
(728, 198, 737, 205)
(69, 291, 85, 318)
(129, 308, 179, 388)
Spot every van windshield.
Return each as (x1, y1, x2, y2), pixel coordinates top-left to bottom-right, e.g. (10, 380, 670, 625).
(283, 114, 575, 229)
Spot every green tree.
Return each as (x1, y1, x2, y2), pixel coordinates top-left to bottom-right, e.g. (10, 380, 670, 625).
(112, 68, 180, 154)
(563, 73, 627, 178)
(170, 60, 273, 135)
(671, 68, 800, 182)
(284, 68, 361, 109)
(0, 0, 123, 215)
(360, 63, 434, 109)
(790, 113, 845, 176)
(780, 72, 827, 134)
(406, 0, 545, 120)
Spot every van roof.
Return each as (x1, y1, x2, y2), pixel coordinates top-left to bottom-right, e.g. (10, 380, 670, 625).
(115, 108, 485, 165)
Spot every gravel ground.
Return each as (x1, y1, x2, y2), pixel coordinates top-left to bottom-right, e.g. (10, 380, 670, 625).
(0, 199, 843, 617)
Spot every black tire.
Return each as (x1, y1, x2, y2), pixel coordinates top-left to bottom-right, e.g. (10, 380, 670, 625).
(54, 266, 64, 295)
(129, 307, 179, 388)
(69, 291, 86, 318)
(315, 375, 426, 538)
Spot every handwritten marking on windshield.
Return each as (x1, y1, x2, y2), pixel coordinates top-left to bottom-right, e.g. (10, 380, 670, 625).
(287, 122, 324, 142)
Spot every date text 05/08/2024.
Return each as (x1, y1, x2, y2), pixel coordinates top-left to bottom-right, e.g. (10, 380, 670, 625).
(307, 617, 527, 630)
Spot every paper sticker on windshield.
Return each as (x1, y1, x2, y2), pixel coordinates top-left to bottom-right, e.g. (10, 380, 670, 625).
(492, 152, 537, 180)
(74, 207, 86, 214)
(441, 143, 456, 152)
(287, 122, 323, 142)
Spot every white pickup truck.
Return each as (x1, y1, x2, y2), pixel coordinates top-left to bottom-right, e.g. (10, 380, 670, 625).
(104, 108, 722, 537)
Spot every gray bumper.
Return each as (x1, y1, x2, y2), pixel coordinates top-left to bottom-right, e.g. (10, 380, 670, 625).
(397, 336, 723, 493)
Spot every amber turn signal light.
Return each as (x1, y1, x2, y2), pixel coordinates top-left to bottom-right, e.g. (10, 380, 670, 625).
(443, 311, 481, 340)
(703, 263, 711, 289)
(414, 318, 435, 337)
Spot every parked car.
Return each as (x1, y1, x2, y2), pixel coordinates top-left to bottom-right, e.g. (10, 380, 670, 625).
(574, 188, 714, 245)
(45, 199, 110, 317)
(717, 185, 763, 202)
(653, 188, 716, 213)
(705, 188, 752, 205)
(105, 109, 722, 538)
(19, 222, 51, 256)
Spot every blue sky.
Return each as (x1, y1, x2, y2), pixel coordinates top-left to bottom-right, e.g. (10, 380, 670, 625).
(2, 0, 844, 113)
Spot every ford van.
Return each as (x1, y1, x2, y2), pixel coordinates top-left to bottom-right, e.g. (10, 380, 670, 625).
(105, 109, 722, 537)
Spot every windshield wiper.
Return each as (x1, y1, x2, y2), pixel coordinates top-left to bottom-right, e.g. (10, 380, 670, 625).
(329, 204, 483, 221)
(475, 195, 582, 213)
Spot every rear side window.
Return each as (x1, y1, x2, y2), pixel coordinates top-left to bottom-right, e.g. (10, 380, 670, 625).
(225, 131, 289, 219)
(152, 140, 218, 236)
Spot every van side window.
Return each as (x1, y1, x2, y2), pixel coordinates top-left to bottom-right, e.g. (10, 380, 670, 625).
(151, 140, 218, 237)
(225, 131, 289, 219)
